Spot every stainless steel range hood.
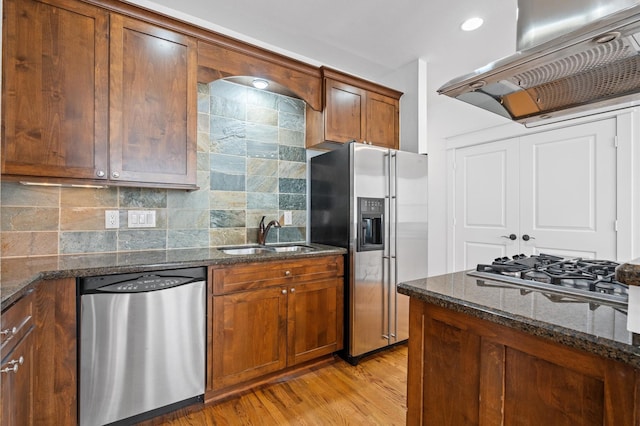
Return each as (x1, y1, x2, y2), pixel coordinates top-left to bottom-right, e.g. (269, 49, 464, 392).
(438, 0, 640, 125)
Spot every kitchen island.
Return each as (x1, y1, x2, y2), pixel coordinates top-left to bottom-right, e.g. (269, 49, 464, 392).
(398, 271, 640, 425)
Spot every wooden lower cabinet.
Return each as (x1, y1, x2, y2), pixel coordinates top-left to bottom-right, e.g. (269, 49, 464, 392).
(211, 286, 288, 390)
(1, 291, 35, 425)
(0, 279, 77, 426)
(406, 299, 639, 425)
(207, 255, 344, 400)
(287, 278, 341, 366)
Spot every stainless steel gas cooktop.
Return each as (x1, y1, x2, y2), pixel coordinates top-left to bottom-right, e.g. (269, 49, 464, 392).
(468, 253, 628, 309)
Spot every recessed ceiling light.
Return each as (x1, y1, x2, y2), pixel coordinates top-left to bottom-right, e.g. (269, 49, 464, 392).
(252, 79, 269, 89)
(461, 17, 484, 32)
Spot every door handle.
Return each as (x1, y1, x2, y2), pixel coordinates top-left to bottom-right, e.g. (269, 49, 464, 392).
(501, 234, 517, 240)
(522, 234, 535, 241)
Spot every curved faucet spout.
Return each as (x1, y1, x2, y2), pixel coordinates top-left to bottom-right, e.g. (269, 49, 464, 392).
(258, 215, 282, 245)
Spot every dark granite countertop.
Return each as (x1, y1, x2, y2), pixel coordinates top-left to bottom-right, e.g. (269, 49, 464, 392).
(398, 271, 640, 369)
(1, 244, 346, 311)
(616, 257, 640, 286)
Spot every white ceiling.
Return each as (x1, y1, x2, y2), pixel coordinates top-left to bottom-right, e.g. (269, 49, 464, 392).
(128, 0, 518, 86)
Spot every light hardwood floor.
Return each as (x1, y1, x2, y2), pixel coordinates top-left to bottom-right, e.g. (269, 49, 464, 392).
(147, 344, 408, 425)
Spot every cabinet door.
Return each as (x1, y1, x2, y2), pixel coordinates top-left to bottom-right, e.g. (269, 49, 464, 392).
(408, 302, 638, 425)
(366, 92, 399, 149)
(109, 14, 197, 186)
(1, 330, 35, 426)
(2, 0, 109, 179)
(287, 278, 343, 366)
(211, 287, 287, 390)
(324, 78, 366, 143)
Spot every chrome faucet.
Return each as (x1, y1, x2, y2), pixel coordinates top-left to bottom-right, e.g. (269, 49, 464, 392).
(258, 215, 281, 245)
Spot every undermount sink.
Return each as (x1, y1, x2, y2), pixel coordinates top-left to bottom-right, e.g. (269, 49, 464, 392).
(218, 244, 315, 255)
(269, 245, 315, 253)
(219, 247, 273, 255)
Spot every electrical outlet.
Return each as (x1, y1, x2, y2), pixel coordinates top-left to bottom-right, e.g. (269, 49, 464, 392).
(105, 210, 119, 229)
(283, 211, 293, 225)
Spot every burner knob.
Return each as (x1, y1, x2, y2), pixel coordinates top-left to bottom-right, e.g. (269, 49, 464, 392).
(501, 234, 517, 241)
(522, 234, 536, 241)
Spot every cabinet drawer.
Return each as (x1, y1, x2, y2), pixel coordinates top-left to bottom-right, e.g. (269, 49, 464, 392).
(211, 255, 343, 295)
(1, 291, 34, 358)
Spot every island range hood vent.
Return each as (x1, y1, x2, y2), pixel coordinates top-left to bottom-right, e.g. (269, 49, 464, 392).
(438, 0, 640, 125)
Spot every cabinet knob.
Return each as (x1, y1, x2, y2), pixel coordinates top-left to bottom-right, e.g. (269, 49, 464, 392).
(1, 356, 23, 374)
(281, 289, 287, 294)
(290, 288, 295, 293)
(111, 171, 120, 179)
(1, 326, 18, 344)
(1, 364, 19, 374)
(501, 234, 517, 241)
(522, 234, 536, 241)
(284, 270, 291, 276)
(96, 170, 106, 178)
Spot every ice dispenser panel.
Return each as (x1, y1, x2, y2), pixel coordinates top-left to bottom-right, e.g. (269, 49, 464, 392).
(357, 197, 384, 251)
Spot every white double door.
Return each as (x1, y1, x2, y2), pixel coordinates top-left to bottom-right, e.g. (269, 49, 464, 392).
(454, 118, 618, 271)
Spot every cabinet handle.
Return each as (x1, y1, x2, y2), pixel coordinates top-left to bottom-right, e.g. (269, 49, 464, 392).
(522, 234, 536, 241)
(1, 356, 24, 374)
(501, 234, 517, 240)
(1, 326, 18, 344)
(0, 327, 16, 337)
(284, 270, 291, 276)
(111, 171, 120, 179)
(96, 170, 106, 178)
(281, 289, 287, 294)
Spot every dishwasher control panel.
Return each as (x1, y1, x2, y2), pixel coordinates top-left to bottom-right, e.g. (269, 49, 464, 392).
(79, 267, 206, 294)
(101, 276, 194, 292)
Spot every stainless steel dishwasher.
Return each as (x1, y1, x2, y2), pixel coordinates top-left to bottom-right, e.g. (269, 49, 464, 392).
(78, 267, 206, 426)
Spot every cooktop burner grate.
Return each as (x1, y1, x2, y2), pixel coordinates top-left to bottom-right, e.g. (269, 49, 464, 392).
(469, 253, 628, 308)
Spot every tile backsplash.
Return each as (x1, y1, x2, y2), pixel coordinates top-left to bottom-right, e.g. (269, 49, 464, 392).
(0, 80, 307, 258)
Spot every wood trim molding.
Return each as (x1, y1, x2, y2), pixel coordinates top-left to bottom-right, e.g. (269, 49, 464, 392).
(322, 67, 403, 99)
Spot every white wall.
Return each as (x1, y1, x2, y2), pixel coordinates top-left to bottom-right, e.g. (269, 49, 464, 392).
(379, 58, 427, 154)
(424, 65, 515, 276)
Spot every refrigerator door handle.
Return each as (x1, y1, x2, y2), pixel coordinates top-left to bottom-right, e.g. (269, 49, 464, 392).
(382, 253, 391, 341)
(383, 151, 393, 342)
(391, 151, 399, 341)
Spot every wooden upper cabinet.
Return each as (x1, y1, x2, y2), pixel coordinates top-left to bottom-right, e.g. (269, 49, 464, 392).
(307, 68, 401, 150)
(367, 91, 400, 149)
(2, 0, 109, 180)
(324, 78, 366, 144)
(109, 14, 197, 187)
(2, 0, 198, 189)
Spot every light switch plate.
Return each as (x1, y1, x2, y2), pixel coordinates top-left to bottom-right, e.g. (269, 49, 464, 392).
(127, 210, 156, 228)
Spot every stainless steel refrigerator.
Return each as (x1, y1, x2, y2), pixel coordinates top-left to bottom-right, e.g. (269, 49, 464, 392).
(310, 142, 428, 364)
